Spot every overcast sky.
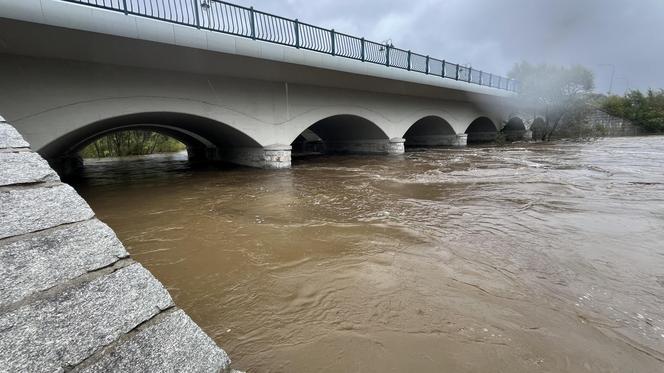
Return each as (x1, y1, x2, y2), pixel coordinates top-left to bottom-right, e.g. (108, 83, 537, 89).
(232, 0, 664, 93)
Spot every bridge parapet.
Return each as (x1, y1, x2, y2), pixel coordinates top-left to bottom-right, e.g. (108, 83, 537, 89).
(52, 0, 517, 92)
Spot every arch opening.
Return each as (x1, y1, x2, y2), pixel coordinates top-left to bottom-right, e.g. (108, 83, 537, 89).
(501, 117, 530, 142)
(465, 117, 498, 144)
(403, 116, 457, 147)
(78, 129, 188, 159)
(291, 115, 391, 156)
(42, 112, 264, 175)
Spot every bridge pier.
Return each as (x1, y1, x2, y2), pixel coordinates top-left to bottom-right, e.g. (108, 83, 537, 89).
(405, 134, 468, 147)
(503, 130, 533, 142)
(48, 154, 84, 179)
(454, 134, 469, 146)
(323, 138, 405, 155)
(387, 138, 406, 154)
(467, 132, 498, 143)
(221, 145, 292, 169)
(186, 146, 215, 163)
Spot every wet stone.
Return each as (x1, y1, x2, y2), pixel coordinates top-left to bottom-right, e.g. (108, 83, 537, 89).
(0, 184, 94, 239)
(0, 219, 129, 307)
(79, 309, 231, 373)
(0, 151, 59, 186)
(0, 122, 29, 149)
(0, 263, 174, 373)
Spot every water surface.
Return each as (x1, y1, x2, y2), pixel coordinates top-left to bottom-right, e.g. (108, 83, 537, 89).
(73, 138, 664, 372)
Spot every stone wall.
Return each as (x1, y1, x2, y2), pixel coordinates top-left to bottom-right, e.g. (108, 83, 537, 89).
(585, 109, 643, 137)
(221, 145, 292, 169)
(0, 116, 240, 372)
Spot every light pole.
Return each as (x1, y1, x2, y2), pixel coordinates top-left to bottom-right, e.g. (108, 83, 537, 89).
(614, 76, 631, 95)
(598, 64, 615, 95)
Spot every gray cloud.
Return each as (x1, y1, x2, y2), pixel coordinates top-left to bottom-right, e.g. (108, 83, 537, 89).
(234, 0, 664, 93)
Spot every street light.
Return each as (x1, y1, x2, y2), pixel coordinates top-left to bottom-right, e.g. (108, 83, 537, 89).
(378, 39, 394, 52)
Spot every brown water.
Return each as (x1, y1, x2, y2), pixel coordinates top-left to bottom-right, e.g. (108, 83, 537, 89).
(73, 138, 664, 373)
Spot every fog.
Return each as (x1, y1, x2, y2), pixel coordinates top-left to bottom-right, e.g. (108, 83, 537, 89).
(233, 0, 664, 93)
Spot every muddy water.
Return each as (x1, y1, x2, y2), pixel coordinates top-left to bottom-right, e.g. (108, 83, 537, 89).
(72, 138, 664, 372)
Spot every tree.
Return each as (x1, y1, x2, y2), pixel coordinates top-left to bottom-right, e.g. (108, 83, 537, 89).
(602, 89, 664, 133)
(79, 130, 186, 158)
(509, 62, 595, 141)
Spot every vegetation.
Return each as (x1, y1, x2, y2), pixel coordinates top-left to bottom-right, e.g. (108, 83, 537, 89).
(509, 62, 595, 141)
(80, 130, 186, 158)
(601, 89, 664, 133)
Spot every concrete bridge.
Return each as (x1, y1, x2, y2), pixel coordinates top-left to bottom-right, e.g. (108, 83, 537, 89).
(0, 0, 531, 172)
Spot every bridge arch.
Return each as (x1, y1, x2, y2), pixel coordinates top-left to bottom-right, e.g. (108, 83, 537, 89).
(290, 114, 393, 154)
(465, 116, 498, 144)
(501, 117, 530, 142)
(503, 117, 526, 132)
(403, 116, 457, 147)
(42, 112, 264, 171)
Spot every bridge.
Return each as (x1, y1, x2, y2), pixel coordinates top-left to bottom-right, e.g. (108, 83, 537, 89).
(0, 0, 530, 172)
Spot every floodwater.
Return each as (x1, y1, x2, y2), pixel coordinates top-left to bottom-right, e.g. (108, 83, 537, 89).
(72, 137, 664, 372)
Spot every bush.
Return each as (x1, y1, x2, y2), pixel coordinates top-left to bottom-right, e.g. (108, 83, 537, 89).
(601, 90, 664, 133)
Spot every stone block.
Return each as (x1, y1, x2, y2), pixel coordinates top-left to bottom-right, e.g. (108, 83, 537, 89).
(0, 219, 128, 307)
(0, 122, 29, 149)
(0, 184, 94, 239)
(0, 151, 59, 186)
(387, 138, 405, 154)
(224, 145, 292, 169)
(0, 264, 173, 373)
(80, 310, 230, 373)
(326, 139, 390, 154)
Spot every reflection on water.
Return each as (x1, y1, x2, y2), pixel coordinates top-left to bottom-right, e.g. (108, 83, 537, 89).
(73, 139, 664, 372)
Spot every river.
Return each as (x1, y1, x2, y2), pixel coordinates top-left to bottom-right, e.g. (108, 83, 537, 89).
(72, 137, 664, 372)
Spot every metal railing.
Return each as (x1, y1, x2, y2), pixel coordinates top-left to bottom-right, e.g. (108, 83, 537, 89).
(63, 0, 519, 92)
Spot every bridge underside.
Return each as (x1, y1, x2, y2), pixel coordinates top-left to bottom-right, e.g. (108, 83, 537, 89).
(404, 116, 467, 147)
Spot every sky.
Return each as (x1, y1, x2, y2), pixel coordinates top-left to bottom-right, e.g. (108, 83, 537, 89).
(231, 0, 664, 94)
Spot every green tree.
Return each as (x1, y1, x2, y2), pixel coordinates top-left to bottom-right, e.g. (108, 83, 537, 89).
(602, 89, 664, 133)
(509, 62, 595, 141)
(80, 130, 186, 158)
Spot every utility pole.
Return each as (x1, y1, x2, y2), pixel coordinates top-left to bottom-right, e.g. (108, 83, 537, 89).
(598, 64, 615, 95)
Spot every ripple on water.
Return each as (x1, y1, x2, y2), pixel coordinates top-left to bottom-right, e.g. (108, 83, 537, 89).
(73, 137, 664, 372)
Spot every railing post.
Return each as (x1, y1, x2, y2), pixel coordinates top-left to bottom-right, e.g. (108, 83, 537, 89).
(294, 19, 300, 48)
(407, 50, 411, 71)
(194, 0, 200, 29)
(330, 29, 336, 55)
(425, 55, 429, 74)
(250, 7, 256, 40)
(455, 64, 459, 80)
(489, 73, 493, 87)
(468, 68, 472, 83)
(442, 60, 445, 77)
(360, 38, 365, 61)
(122, 0, 128, 14)
(385, 44, 390, 66)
